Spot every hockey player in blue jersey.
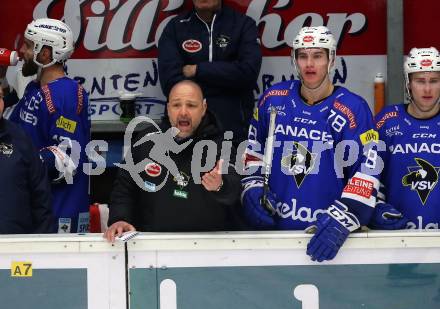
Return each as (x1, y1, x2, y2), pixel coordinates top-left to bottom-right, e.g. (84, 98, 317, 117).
(7, 18, 90, 233)
(241, 26, 380, 262)
(371, 47, 440, 230)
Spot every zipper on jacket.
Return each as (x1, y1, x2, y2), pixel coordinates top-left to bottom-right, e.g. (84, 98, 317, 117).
(196, 13, 217, 62)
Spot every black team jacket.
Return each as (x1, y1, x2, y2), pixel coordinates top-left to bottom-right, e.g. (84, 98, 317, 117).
(109, 111, 242, 232)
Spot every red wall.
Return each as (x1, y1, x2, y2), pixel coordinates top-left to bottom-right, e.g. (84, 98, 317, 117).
(404, 0, 440, 53)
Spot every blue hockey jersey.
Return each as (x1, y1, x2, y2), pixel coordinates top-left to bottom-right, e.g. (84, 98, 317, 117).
(242, 80, 380, 230)
(9, 77, 91, 233)
(376, 104, 440, 230)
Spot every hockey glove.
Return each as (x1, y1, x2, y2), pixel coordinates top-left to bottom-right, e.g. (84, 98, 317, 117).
(307, 200, 360, 262)
(368, 202, 408, 230)
(40, 146, 77, 184)
(241, 179, 277, 229)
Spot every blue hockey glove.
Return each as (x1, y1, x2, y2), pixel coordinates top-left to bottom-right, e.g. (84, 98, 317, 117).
(241, 179, 277, 229)
(307, 200, 360, 262)
(368, 202, 409, 230)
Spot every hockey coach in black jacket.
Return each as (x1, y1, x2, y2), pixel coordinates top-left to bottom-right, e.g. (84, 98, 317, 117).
(105, 80, 241, 241)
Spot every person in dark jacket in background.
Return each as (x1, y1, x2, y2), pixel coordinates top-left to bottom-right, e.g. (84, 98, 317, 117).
(105, 80, 241, 241)
(0, 93, 53, 234)
(158, 0, 262, 144)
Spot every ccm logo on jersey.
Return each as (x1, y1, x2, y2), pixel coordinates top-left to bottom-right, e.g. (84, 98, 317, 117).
(343, 177, 374, 198)
(56, 116, 77, 133)
(413, 133, 437, 139)
(293, 117, 317, 125)
(182, 40, 202, 53)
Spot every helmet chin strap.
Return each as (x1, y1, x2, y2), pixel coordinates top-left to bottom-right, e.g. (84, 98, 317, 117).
(33, 52, 52, 82)
(33, 56, 57, 69)
(33, 48, 57, 69)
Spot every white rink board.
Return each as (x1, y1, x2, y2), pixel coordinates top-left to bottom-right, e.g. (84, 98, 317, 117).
(127, 230, 440, 268)
(0, 234, 126, 309)
(127, 231, 440, 309)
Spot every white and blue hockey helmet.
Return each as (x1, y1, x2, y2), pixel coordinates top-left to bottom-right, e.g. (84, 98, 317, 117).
(291, 26, 337, 74)
(404, 47, 440, 80)
(24, 18, 74, 68)
(404, 47, 440, 99)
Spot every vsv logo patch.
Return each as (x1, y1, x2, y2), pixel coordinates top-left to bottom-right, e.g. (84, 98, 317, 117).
(281, 142, 317, 188)
(402, 158, 440, 205)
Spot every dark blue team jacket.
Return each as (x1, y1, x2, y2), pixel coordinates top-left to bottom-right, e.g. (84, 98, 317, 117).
(0, 118, 53, 234)
(158, 5, 262, 142)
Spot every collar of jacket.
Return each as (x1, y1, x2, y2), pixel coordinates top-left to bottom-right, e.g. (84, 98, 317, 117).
(191, 5, 224, 21)
(161, 110, 223, 142)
